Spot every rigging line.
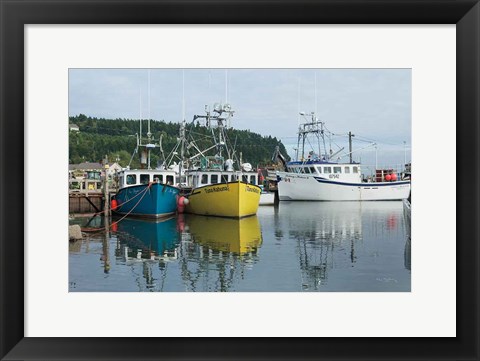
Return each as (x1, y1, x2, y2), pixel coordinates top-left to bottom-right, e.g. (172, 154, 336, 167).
(355, 135, 406, 146)
(81, 183, 153, 232)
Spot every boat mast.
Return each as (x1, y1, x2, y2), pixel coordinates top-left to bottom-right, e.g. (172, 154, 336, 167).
(297, 112, 326, 161)
(348, 131, 355, 164)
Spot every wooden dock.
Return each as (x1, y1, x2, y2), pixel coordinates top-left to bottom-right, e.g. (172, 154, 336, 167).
(69, 191, 104, 214)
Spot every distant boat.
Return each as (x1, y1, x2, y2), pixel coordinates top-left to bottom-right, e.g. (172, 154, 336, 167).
(259, 186, 275, 206)
(276, 112, 411, 201)
(112, 118, 180, 218)
(183, 103, 261, 218)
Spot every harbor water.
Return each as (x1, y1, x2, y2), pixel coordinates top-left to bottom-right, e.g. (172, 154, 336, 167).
(69, 201, 411, 292)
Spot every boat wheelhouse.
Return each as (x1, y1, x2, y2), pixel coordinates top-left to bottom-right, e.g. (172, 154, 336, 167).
(117, 169, 177, 189)
(284, 160, 362, 183)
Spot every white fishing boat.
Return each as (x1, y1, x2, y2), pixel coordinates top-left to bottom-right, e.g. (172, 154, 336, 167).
(275, 112, 411, 201)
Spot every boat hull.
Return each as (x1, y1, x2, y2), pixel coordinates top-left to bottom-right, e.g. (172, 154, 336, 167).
(259, 192, 275, 205)
(278, 174, 411, 201)
(113, 183, 179, 218)
(186, 181, 261, 218)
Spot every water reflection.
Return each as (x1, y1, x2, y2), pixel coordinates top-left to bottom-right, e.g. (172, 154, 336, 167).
(403, 200, 411, 271)
(114, 216, 179, 260)
(177, 215, 262, 292)
(275, 201, 407, 291)
(70, 201, 410, 292)
(186, 214, 262, 254)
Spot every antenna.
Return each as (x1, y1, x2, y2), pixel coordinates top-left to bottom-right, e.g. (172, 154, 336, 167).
(182, 69, 185, 121)
(147, 69, 151, 139)
(225, 69, 228, 104)
(297, 75, 301, 126)
(139, 91, 142, 140)
(314, 71, 317, 115)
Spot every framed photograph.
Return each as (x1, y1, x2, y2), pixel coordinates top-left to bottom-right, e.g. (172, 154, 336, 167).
(1, 0, 478, 360)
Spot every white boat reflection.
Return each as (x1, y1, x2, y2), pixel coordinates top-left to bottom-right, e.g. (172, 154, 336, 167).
(275, 201, 407, 290)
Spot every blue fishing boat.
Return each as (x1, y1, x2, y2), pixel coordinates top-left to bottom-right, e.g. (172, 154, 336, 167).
(112, 102, 180, 218)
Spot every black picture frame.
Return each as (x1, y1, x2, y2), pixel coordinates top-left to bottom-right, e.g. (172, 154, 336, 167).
(1, 0, 478, 360)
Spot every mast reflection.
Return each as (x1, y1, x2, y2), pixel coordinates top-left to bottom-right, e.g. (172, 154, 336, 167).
(276, 201, 405, 290)
(178, 214, 263, 292)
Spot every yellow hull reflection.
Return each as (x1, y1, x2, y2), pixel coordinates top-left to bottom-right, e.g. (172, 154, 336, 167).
(186, 214, 262, 254)
(186, 181, 261, 218)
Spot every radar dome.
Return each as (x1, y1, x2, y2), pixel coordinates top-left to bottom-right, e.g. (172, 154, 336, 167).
(242, 163, 252, 172)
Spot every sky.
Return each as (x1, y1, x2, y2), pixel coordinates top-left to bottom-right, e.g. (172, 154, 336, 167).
(69, 68, 411, 171)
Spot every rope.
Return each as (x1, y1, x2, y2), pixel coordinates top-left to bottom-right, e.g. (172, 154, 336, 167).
(81, 182, 153, 233)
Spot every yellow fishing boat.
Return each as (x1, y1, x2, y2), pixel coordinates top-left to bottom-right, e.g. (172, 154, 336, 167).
(182, 102, 262, 218)
(186, 214, 262, 254)
(186, 179, 261, 218)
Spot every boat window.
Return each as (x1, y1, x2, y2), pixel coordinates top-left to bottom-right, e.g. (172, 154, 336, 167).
(316, 166, 322, 173)
(304, 167, 310, 174)
(221, 174, 229, 183)
(344, 167, 350, 174)
(201, 174, 208, 184)
(353, 166, 359, 173)
(211, 174, 219, 184)
(310, 167, 316, 174)
(242, 175, 248, 183)
(231, 174, 237, 181)
(166, 175, 174, 185)
(96, 182, 102, 190)
(324, 167, 331, 174)
(154, 174, 163, 183)
(140, 174, 150, 184)
(334, 167, 342, 174)
(250, 175, 256, 185)
(70, 181, 81, 190)
(126, 174, 136, 185)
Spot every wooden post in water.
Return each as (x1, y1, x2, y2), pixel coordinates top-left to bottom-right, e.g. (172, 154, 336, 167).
(103, 156, 110, 217)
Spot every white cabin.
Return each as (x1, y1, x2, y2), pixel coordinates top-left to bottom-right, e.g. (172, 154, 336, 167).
(285, 161, 362, 183)
(117, 169, 177, 189)
(186, 170, 259, 189)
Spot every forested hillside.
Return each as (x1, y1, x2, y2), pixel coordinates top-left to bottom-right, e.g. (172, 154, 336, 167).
(69, 114, 290, 169)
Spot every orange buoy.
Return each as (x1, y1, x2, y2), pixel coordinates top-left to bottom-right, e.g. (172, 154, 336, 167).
(391, 173, 398, 181)
(385, 174, 392, 181)
(177, 196, 187, 213)
(111, 222, 118, 232)
(111, 199, 118, 210)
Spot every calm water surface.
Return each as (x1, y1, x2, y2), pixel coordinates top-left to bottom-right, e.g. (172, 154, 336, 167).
(69, 201, 411, 292)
